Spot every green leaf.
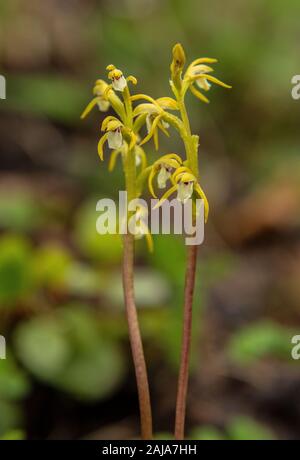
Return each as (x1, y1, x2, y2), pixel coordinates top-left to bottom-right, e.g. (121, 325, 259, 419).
(0, 353, 30, 401)
(14, 316, 71, 381)
(0, 191, 41, 232)
(190, 426, 225, 440)
(13, 306, 126, 401)
(0, 400, 22, 436)
(6, 75, 87, 124)
(32, 244, 72, 289)
(65, 263, 102, 296)
(228, 416, 274, 440)
(147, 235, 186, 285)
(57, 340, 125, 401)
(56, 305, 126, 400)
(228, 321, 293, 364)
(0, 429, 25, 440)
(0, 235, 33, 306)
(73, 199, 123, 264)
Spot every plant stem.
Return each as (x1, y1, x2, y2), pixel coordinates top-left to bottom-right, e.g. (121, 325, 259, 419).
(175, 244, 198, 440)
(121, 89, 153, 439)
(174, 94, 199, 440)
(178, 98, 198, 177)
(122, 232, 153, 439)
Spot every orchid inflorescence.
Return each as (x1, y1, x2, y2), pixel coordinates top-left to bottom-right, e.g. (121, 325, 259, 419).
(81, 43, 231, 441)
(81, 44, 231, 248)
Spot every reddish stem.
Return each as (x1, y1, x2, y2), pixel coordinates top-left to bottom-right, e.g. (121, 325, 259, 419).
(174, 244, 198, 440)
(122, 233, 153, 439)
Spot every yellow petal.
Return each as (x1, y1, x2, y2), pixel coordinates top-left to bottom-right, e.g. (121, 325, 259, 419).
(129, 131, 137, 150)
(156, 97, 179, 110)
(133, 113, 148, 133)
(202, 74, 232, 89)
(80, 97, 100, 119)
(171, 43, 186, 70)
(101, 115, 120, 131)
(157, 121, 170, 137)
(160, 153, 182, 164)
(195, 183, 209, 222)
(97, 133, 108, 160)
(133, 103, 157, 117)
(130, 94, 162, 110)
(93, 79, 108, 95)
(153, 128, 159, 151)
(172, 166, 191, 182)
(140, 114, 162, 147)
(145, 230, 154, 252)
(108, 149, 122, 171)
(148, 167, 157, 198)
(179, 172, 195, 183)
(189, 57, 218, 68)
(135, 146, 147, 170)
(153, 184, 178, 209)
(190, 84, 210, 103)
(127, 75, 138, 85)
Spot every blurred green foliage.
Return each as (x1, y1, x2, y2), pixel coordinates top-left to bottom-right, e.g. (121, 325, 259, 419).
(228, 321, 296, 365)
(0, 235, 33, 306)
(190, 416, 274, 440)
(14, 305, 126, 401)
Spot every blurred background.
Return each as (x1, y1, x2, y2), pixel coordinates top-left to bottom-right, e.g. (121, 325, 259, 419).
(0, 0, 300, 440)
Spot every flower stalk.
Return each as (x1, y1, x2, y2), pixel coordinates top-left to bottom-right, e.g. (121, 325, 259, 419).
(168, 43, 230, 439)
(81, 66, 153, 439)
(81, 44, 230, 440)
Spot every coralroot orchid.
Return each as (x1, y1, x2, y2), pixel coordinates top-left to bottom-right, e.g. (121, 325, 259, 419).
(81, 43, 230, 440)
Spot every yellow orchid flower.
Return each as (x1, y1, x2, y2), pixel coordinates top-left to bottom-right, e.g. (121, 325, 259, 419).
(154, 165, 209, 222)
(106, 64, 138, 93)
(98, 115, 138, 161)
(81, 78, 126, 121)
(147, 153, 183, 198)
(169, 43, 231, 104)
(80, 80, 110, 119)
(107, 65, 127, 92)
(183, 57, 231, 104)
(131, 95, 179, 150)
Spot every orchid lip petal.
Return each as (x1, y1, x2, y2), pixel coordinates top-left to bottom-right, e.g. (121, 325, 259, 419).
(157, 166, 171, 189)
(112, 75, 127, 92)
(107, 129, 123, 149)
(97, 99, 110, 112)
(176, 181, 194, 203)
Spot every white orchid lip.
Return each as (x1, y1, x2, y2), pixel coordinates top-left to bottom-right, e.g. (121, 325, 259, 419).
(107, 127, 123, 149)
(177, 181, 194, 203)
(157, 165, 172, 189)
(112, 75, 127, 92)
(146, 114, 152, 133)
(135, 154, 141, 167)
(196, 78, 211, 91)
(192, 64, 212, 91)
(97, 99, 110, 112)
